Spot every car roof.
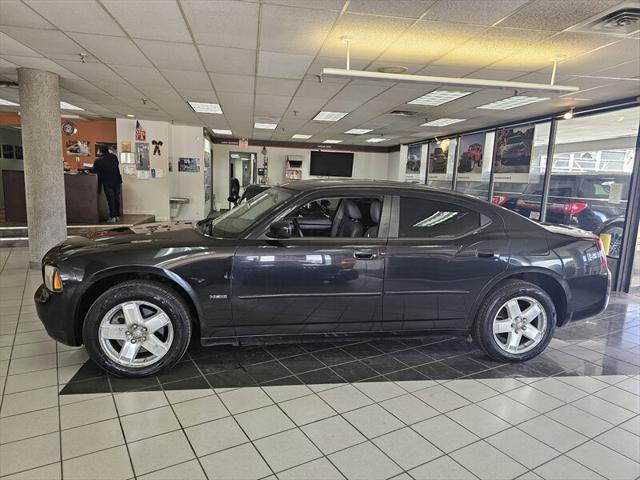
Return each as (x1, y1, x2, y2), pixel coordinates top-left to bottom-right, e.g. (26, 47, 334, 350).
(279, 179, 488, 203)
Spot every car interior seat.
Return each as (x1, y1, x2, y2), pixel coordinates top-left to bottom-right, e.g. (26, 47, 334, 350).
(331, 200, 363, 237)
(364, 200, 381, 238)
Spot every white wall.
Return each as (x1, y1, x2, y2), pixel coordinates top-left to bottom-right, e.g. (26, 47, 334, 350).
(212, 143, 392, 209)
(169, 124, 206, 221)
(116, 119, 208, 221)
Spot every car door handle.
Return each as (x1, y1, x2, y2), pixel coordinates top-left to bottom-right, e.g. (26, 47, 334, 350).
(354, 250, 377, 260)
(476, 250, 498, 258)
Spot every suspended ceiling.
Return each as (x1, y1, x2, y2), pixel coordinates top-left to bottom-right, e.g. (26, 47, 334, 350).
(0, 0, 638, 147)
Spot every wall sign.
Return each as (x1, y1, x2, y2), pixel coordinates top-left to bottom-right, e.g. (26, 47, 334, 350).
(493, 125, 535, 183)
(135, 121, 146, 141)
(135, 142, 150, 170)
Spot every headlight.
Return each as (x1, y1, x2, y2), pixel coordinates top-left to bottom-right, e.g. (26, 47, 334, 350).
(44, 265, 63, 292)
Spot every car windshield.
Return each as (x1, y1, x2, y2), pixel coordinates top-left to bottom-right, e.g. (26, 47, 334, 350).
(205, 187, 293, 238)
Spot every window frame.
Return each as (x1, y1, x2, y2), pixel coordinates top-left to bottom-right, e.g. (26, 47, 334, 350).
(247, 189, 393, 240)
(388, 193, 494, 240)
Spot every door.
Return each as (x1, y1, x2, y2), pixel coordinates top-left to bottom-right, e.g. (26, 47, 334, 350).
(383, 194, 510, 331)
(232, 195, 389, 336)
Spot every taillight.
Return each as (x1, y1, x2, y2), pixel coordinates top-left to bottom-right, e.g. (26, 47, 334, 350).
(492, 195, 508, 205)
(595, 237, 608, 270)
(564, 201, 588, 215)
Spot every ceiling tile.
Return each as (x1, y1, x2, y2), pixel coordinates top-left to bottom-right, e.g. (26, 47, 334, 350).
(434, 27, 553, 69)
(1, 54, 78, 78)
(348, 0, 436, 18)
(295, 77, 345, 99)
(260, 4, 338, 55)
(67, 33, 152, 67)
(179, 88, 218, 101)
(0, 33, 41, 57)
(135, 40, 203, 71)
(254, 94, 291, 117)
(181, 0, 258, 50)
(200, 45, 256, 75)
(24, 0, 124, 36)
(101, 0, 192, 42)
(378, 20, 486, 64)
(0, 0, 53, 29)
(497, 0, 623, 31)
(0, 26, 82, 56)
(162, 69, 211, 90)
(424, 0, 529, 25)
(262, 0, 345, 10)
(557, 38, 640, 76)
(210, 73, 255, 93)
(56, 61, 126, 84)
(321, 13, 414, 60)
(258, 51, 314, 79)
(111, 65, 173, 89)
(255, 77, 301, 96)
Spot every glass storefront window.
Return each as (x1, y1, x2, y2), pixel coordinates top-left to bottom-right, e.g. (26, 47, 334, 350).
(491, 122, 551, 219)
(426, 137, 457, 190)
(545, 107, 639, 268)
(454, 131, 495, 200)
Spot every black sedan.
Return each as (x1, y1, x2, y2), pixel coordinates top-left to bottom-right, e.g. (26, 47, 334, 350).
(35, 180, 610, 377)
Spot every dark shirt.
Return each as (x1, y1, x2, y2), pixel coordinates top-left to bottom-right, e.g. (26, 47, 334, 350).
(93, 153, 122, 188)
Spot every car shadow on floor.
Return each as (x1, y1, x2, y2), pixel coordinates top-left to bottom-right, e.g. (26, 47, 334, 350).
(59, 298, 640, 395)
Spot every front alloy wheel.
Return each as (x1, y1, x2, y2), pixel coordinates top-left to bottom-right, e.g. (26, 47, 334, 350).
(99, 301, 174, 368)
(83, 281, 192, 377)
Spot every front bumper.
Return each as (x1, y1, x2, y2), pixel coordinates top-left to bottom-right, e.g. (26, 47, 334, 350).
(34, 284, 81, 346)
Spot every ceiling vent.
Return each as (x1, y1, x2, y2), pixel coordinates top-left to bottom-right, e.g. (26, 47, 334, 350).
(388, 110, 419, 117)
(575, 7, 640, 36)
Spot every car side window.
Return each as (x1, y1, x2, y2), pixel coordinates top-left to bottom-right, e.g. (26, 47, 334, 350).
(398, 197, 482, 238)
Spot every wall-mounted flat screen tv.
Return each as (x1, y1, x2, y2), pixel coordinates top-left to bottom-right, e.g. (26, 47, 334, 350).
(310, 151, 354, 177)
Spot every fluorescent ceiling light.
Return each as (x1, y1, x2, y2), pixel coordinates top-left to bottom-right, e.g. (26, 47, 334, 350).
(188, 101, 223, 114)
(60, 101, 83, 111)
(292, 134, 312, 139)
(126, 114, 135, 118)
(477, 96, 549, 110)
(345, 128, 373, 134)
(254, 122, 277, 129)
(321, 68, 579, 93)
(313, 111, 348, 122)
(366, 137, 388, 143)
(212, 129, 233, 135)
(421, 118, 466, 127)
(322, 139, 342, 144)
(408, 90, 472, 106)
(0, 98, 19, 106)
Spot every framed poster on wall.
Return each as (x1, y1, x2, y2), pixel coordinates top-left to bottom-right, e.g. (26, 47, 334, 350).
(493, 125, 535, 183)
(135, 142, 150, 170)
(427, 139, 452, 179)
(456, 132, 487, 181)
(405, 144, 422, 182)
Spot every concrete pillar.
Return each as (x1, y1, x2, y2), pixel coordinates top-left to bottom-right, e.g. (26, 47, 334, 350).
(17, 68, 67, 266)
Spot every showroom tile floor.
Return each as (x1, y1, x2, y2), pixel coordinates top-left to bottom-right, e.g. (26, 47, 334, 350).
(0, 246, 639, 480)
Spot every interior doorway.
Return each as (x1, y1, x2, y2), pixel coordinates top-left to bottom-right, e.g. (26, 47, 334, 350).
(228, 151, 257, 206)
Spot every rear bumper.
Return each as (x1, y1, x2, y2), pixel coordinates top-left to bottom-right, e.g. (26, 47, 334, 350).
(566, 270, 611, 324)
(34, 284, 81, 346)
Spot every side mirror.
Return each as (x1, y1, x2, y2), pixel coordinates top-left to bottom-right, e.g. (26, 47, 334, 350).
(268, 220, 291, 239)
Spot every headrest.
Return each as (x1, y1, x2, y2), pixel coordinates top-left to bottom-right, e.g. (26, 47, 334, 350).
(343, 200, 362, 220)
(370, 200, 381, 223)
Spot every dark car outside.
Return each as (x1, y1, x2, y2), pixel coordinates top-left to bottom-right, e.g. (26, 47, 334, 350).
(35, 180, 610, 377)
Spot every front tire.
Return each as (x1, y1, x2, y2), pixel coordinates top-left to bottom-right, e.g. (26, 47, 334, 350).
(83, 281, 192, 377)
(473, 280, 556, 362)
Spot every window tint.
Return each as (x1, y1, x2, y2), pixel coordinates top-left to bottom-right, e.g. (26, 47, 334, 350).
(398, 197, 481, 238)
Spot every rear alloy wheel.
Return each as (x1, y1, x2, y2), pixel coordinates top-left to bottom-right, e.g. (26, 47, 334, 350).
(83, 281, 192, 377)
(473, 280, 556, 362)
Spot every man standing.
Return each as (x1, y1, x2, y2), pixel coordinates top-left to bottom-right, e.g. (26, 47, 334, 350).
(93, 145, 122, 223)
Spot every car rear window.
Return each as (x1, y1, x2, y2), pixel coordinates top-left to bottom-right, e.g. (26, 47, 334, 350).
(398, 197, 482, 238)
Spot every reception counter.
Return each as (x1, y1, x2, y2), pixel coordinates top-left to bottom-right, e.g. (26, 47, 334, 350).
(2, 170, 117, 224)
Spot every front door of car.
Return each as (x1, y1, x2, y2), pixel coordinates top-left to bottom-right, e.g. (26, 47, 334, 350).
(231, 194, 390, 337)
(383, 194, 510, 331)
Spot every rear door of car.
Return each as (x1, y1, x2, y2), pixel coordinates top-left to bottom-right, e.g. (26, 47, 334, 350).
(383, 192, 510, 331)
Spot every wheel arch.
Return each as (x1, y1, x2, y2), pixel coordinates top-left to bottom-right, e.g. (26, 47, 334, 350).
(468, 267, 570, 329)
(73, 266, 203, 345)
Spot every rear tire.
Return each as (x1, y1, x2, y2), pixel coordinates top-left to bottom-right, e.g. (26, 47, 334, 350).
(472, 280, 556, 362)
(83, 281, 192, 377)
